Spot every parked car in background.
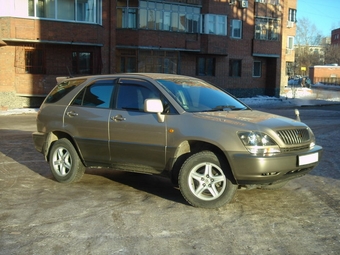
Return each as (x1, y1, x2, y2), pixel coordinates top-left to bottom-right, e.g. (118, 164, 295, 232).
(33, 73, 323, 208)
(288, 76, 312, 88)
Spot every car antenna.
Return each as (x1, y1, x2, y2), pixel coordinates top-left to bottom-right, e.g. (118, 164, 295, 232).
(66, 66, 74, 78)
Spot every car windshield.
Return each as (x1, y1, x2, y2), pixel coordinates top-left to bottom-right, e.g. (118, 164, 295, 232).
(156, 78, 248, 112)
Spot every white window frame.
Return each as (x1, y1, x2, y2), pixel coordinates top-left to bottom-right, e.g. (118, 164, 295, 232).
(287, 36, 294, 50)
(21, 0, 102, 25)
(231, 19, 242, 39)
(202, 14, 227, 36)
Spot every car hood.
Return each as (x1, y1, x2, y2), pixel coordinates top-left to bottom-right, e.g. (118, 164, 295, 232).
(192, 110, 306, 129)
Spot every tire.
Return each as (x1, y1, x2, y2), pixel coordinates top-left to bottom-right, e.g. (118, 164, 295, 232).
(178, 151, 237, 209)
(261, 181, 288, 190)
(49, 138, 85, 183)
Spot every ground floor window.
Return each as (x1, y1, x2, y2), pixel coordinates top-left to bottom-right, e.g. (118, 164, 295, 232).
(15, 45, 46, 74)
(253, 61, 262, 77)
(117, 50, 177, 74)
(139, 50, 177, 74)
(72, 52, 93, 74)
(25, 49, 45, 74)
(229, 59, 242, 77)
(286, 62, 294, 76)
(197, 57, 215, 76)
(118, 49, 137, 72)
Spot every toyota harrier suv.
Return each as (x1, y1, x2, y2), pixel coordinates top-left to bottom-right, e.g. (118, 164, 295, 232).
(33, 73, 323, 208)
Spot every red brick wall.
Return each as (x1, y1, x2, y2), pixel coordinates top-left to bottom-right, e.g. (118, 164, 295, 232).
(331, 28, 340, 45)
(0, 46, 15, 93)
(3, 17, 103, 45)
(309, 66, 340, 84)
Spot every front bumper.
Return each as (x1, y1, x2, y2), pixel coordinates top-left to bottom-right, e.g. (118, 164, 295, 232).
(229, 145, 323, 185)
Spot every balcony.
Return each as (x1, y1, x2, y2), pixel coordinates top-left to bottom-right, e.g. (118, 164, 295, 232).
(116, 29, 200, 52)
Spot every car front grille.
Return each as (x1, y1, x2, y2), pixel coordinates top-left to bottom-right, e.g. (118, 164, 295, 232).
(281, 144, 310, 152)
(276, 128, 310, 145)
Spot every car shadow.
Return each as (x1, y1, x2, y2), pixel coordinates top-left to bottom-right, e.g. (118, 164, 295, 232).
(0, 128, 188, 206)
(85, 168, 188, 206)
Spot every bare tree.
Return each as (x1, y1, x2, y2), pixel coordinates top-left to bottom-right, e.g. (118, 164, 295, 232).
(295, 17, 322, 46)
(324, 45, 340, 65)
(294, 17, 325, 75)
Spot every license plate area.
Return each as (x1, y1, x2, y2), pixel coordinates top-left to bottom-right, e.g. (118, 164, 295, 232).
(298, 153, 319, 166)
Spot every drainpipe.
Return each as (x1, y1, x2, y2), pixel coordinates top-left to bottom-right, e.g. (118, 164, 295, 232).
(108, 0, 112, 73)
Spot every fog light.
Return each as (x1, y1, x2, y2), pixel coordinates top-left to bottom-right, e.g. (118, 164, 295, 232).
(261, 172, 279, 176)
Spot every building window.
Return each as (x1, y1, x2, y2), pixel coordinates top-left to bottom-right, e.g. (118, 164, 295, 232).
(253, 61, 261, 77)
(202, 14, 227, 36)
(286, 62, 294, 76)
(287, 36, 294, 50)
(72, 52, 93, 74)
(28, 0, 102, 24)
(197, 57, 215, 76)
(15, 46, 46, 74)
(255, 17, 280, 41)
(118, 1, 199, 33)
(288, 8, 297, 22)
(118, 50, 137, 72)
(25, 49, 45, 74)
(117, 0, 138, 28)
(138, 50, 177, 74)
(229, 59, 242, 77)
(231, 19, 242, 39)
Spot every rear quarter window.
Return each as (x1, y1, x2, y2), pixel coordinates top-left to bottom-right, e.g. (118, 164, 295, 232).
(45, 79, 86, 103)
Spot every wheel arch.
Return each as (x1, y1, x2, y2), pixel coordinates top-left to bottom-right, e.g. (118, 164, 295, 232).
(170, 140, 236, 186)
(45, 131, 86, 166)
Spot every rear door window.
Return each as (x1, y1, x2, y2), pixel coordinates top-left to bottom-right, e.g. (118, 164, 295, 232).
(72, 80, 115, 108)
(45, 79, 86, 103)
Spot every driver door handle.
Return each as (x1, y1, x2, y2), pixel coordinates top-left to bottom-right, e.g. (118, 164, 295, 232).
(111, 115, 126, 122)
(66, 111, 78, 117)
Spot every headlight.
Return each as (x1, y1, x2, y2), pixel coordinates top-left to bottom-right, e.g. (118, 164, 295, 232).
(308, 128, 316, 149)
(238, 131, 280, 155)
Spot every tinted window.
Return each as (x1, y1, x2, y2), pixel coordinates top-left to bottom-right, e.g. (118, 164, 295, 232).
(72, 80, 115, 108)
(116, 84, 158, 111)
(45, 79, 86, 103)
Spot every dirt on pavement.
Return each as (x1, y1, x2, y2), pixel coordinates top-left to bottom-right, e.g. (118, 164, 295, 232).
(0, 112, 339, 255)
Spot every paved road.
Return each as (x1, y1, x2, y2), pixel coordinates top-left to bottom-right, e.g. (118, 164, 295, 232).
(0, 107, 339, 255)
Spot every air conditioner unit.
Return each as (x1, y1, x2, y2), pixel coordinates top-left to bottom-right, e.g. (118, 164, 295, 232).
(287, 21, 294, 28)
(240, 0, 248, 8)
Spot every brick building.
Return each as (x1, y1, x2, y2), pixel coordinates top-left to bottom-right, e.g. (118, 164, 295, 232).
(0, 0, 297, 109)
(309, 64, 340, 85)
(331, 28, 340, 45)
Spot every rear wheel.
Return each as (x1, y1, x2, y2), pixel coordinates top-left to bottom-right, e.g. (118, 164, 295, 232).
(49, 138, 85, 183)
(178, 151, 237, 208)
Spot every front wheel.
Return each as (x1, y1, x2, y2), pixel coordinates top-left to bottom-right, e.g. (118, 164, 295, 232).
(49, 138, 85, 183)
(178, 151, 237, 208)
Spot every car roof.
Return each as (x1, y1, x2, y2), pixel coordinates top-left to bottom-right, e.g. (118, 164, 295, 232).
(60, 73, 198, 83)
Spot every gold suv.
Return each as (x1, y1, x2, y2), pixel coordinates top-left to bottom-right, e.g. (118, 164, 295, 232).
(33, 73, 323, 208)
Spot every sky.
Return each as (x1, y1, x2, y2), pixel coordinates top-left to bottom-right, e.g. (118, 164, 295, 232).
(297, 0, 340, 37)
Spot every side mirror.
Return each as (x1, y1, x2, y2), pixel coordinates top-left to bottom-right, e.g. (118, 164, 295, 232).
(144, 99, 165, 123)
